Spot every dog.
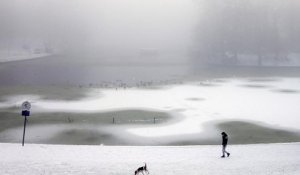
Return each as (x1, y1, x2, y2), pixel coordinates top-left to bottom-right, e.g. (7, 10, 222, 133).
(134, 163, 149, 175)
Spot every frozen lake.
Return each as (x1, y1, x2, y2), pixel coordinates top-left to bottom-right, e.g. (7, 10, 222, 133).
(1, 56, 300, 145)
(1, 55, 300, 86)
(0, 77, 300, 145)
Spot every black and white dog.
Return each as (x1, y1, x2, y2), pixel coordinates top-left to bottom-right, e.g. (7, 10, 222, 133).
(134, 163, 149, 175)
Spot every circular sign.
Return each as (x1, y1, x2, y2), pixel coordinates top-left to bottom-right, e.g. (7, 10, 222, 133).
(22, 101, 31, 111)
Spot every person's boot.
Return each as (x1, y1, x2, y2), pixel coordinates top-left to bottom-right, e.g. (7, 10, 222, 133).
(221, 155, 225, 158)
(227, 153, 230, 157)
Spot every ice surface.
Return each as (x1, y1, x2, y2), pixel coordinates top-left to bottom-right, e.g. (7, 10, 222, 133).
(1, 78, 300, 138)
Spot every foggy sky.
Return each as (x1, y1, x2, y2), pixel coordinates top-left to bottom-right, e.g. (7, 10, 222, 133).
(2, 0, 299, 65)
(0, 0, 198, 61)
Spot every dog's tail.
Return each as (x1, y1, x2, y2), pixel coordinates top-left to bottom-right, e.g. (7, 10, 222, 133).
(144, 162, 149, 174)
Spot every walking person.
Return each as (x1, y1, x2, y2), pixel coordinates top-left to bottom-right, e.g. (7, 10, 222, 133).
(221, 132, 230, 158)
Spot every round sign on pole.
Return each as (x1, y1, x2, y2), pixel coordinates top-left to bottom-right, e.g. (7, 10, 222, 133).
(22, 101, 31, 111)
(21, 101, 31, 146)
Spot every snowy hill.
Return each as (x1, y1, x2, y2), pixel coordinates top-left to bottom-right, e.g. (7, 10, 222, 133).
(0, 142, 299, 175)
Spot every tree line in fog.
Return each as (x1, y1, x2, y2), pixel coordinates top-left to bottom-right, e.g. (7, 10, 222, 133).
(192, 0, 300, 66)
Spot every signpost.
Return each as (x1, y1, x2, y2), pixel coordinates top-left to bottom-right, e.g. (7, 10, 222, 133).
(21, 101, 31, 146)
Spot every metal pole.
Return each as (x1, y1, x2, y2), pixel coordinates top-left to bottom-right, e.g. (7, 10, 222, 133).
(22, 116, 27, 146)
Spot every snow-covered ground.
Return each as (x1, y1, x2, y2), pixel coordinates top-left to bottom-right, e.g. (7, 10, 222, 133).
(0, 142, 299, 175)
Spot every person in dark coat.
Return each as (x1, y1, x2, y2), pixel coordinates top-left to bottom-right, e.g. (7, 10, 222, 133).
(221, 132, 230, 158)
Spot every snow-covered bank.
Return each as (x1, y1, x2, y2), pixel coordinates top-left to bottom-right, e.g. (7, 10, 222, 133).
(0, 142, 299, 175)
(0, 53, 52, 63)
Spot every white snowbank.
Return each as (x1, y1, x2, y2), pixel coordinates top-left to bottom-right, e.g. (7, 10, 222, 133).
(0, 142, 299, 175)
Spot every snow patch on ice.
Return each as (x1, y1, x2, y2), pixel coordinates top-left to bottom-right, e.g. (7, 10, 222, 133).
(1, 78, 300, 137)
